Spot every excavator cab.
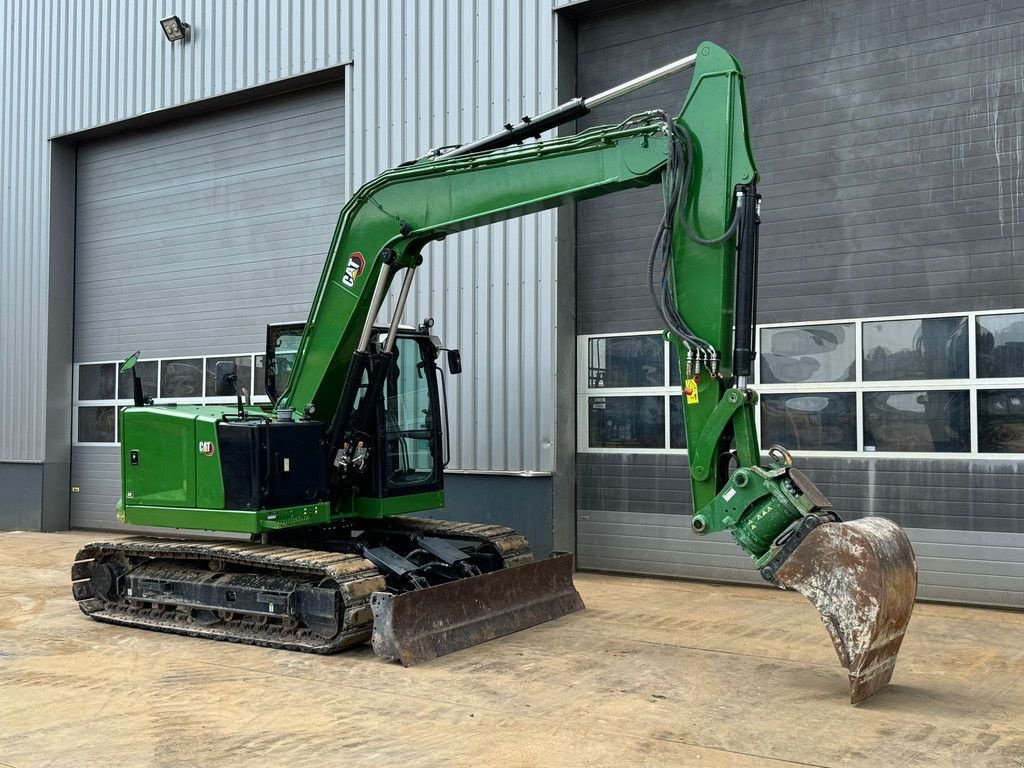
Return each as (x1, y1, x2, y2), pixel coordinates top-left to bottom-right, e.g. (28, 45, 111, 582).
(264, 321, 449, 500)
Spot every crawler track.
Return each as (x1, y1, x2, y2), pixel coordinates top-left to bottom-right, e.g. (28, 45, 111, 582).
(71, 518, 534, 653)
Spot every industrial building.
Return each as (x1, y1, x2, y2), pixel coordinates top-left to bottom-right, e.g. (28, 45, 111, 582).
(3, 0, 1023, 610)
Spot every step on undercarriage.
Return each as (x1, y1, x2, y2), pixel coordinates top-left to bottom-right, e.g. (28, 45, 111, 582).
(72, 517, 584, 658)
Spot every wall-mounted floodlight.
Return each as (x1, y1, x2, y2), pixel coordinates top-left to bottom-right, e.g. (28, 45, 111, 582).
(160, 15, 190, 43)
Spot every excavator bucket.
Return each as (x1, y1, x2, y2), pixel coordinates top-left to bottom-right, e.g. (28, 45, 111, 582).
(370, 553, 583, 666)
(773, 517, 917, 703)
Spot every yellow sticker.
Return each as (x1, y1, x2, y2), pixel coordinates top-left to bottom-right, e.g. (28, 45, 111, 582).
(685, 378, 699, 405)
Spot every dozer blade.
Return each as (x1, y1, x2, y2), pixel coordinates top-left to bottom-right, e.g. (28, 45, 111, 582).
(773, 517, 917, 704)
(370, 553, 584, 666)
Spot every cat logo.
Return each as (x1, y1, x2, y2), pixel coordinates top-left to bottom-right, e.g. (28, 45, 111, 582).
(342, 252, 366, 288)
(198, 441, 216, 457)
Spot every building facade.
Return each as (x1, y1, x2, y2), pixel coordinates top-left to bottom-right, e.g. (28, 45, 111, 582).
(3, 0, 1023, 606)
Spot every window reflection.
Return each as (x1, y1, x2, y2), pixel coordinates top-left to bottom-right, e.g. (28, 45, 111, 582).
(79, 363, 116, 400)
(760, 324, 855, 384)
(863, 390, 969, 452)
(978, 389, 1024, 453)
(977, 314, 1024, 378)
(78, 406, 116, 443)
(588, 396, 664, 448)
(863, 317, 968, 381)
(760, 393, 855, 451)
(668, 396, 687, 449)
(160, 358, 203, 398)
(588, 335, 664, 388)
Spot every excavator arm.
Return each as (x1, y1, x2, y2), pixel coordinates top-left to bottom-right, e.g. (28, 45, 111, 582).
(274, 43, 917, 702)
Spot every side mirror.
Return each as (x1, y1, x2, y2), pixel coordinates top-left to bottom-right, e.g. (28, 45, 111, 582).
(215, 360, 239, 396)
(120, 351, 140, 374)
(447, 349, 462, 375)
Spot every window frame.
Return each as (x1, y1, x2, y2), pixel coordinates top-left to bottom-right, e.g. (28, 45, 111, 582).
(577, 331, 681, 455)
(72, 351, 273, 447)
(577, 307, 1024, 459)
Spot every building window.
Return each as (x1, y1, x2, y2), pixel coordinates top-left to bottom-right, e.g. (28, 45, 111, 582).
(760, 393, 856, 451)
(73, 352, 271, 445)
(588, 334, 664, 388)
(160, 358, 203, 398)
(760, 324, 855, 384)
(758, 312, 1016, 456)
(77, 406, 116, 443)
(977, 389, 1024, 453)
(78, 363, 116, 401)
(862, 317, 968, 381)
(862, 390, 970, 453)
(977, 313, 1024, 378)
(588, 396, 665, 449)
(668, 396, 687, 449)
(578, 309, 1024, 457)
(578, 333, 678, 453)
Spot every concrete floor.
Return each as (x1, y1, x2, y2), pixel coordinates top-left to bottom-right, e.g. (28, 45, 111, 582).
(1, 531, 1023, 768)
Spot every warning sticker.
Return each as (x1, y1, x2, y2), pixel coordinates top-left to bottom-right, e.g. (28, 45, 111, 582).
(685, 378, 699, 405)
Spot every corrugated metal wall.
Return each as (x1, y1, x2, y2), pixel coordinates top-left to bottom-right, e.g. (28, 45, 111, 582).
(0, 0, 560, 474)
(74, 86, 346, 362)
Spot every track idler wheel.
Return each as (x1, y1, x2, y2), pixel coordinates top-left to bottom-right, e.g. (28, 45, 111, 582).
(773, 517, 917, 704)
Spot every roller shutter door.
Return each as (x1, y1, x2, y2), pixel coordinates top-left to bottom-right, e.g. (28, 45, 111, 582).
(574, 0, 1024, 607)
(71, 83, 344, 529)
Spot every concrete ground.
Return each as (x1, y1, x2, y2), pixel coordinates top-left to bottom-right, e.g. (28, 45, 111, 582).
(1, 531, 1022, 768)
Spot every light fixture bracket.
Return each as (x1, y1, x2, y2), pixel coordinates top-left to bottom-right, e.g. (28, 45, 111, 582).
(160, 15, 191, 43)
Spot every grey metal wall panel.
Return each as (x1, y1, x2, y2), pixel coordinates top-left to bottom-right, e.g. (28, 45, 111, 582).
(575, 0, 1024, 334)
(574, 0, 1024, 606)
(442, 475, 555, 558)
(0, 464, 44, 531)
(577, 505, 1024, 608)
(797, 457, 1024, 535)
(71, 84, 345, 529)
(3, 0, 561, 481)
(70, 447, 122, 531)
(74, 84, 345, 360)
(578, 453, 1024, 535)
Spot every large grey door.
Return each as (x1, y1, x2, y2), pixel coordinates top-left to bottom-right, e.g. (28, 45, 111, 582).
(71, 83, 345, 529)
(573, 0, 1024, 607)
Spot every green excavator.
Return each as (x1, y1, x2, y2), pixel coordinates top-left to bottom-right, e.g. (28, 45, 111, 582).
(72, 42, 917, 704)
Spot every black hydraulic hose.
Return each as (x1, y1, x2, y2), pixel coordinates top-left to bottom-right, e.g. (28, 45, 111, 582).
(648, 118, 751, 373)
(646, 116, 711, 355)
(732, 183, 760, 380)
(674, 122, 740, 247)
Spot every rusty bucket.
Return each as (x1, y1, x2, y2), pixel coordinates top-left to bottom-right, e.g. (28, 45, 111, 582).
(774, 517, 918, 703)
